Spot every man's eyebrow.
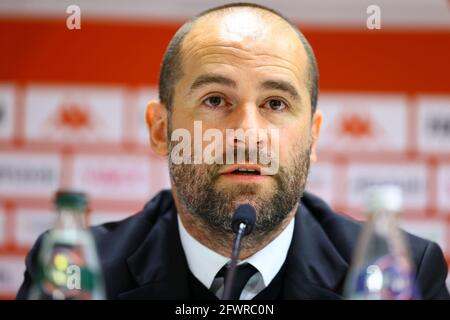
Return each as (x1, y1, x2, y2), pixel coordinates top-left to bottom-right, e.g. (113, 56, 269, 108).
(189, 74, 237, 93)
(260, 80, 300, 101)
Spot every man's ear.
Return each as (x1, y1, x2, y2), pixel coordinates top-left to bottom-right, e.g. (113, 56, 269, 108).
(310, 110, 322, 163)
(146, 100, 169, 156)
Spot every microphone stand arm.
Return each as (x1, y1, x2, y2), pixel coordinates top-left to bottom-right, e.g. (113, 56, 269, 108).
(222, 222, 246, 300)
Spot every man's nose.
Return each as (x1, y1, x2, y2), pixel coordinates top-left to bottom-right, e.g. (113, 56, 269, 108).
(228, 102, 267, 146)
(231, 102, 264, 131)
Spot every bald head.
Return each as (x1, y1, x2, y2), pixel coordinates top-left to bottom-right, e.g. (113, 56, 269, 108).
(158, 2, 319, 115)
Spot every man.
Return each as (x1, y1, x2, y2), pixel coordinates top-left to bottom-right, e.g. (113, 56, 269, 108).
(17, 3, 449, 300)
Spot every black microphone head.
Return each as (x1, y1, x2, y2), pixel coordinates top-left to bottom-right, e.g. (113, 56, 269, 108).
(231, 204, 256, 236)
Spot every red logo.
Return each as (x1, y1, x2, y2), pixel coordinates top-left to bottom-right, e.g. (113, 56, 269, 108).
(338, 114, 374, 138)
(54, 103, 92, 130)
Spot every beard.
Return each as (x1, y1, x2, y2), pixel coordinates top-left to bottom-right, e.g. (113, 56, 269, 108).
(168, 139, 312, 246)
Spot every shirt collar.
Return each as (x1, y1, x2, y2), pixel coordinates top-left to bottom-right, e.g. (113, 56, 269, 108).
(245, 218, 294, 286)
(177, 214, 295, 289)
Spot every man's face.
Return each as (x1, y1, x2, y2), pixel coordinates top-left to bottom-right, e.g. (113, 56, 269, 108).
(166, 10, 320, 238)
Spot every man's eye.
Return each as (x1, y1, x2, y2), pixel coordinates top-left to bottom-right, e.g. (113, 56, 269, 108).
(203, 96, 226, 108)
(263, 99, 287, 111)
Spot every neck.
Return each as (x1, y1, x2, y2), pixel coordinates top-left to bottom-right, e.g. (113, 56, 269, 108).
(174, 195, 297, 260)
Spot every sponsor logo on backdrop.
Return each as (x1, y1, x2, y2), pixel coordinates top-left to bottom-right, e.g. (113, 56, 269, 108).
(306, 162, 336, 204)
(400, 220, 447, 254)
(417, 96, 450, 154)
(0, 153, 61, 196)
(318, 94, 407, 153)
(347, 163, 428, 210)
(53, 101, 94, 131)
(426, 116, 450, 137)
(0, 257, 25, 295)
(338, 113, 374, 138)
(24, 86, 124, 144)
(333, 109, 385, 142)
(73, 155, 152, 200)
(0, 85, 15, 140)
(15, 209, 54, 246)
(437, 165, 450, 212)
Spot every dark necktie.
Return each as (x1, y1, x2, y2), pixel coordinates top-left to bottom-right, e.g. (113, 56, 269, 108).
(217, 263, 258, 300)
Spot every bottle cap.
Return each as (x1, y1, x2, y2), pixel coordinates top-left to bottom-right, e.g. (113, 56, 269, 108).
(365, 185, 402, 214)
(54, 190, 88, 211)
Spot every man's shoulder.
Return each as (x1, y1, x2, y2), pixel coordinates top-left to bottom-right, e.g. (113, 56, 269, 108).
(90, 189, 175, 260)
(301, 191, 433, 265)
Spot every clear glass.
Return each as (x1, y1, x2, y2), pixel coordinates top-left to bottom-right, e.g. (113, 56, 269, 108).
(344, 210, 418, 300)
(28, 207, 105, 300)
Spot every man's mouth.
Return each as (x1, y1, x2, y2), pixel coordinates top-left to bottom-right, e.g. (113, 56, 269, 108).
(219, 164, 262, 175)
(229, 168, 260, 175)
(218, 164, 271, 182)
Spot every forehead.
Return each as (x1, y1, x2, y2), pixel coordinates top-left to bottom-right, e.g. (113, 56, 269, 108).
(180, 9, 308, 84)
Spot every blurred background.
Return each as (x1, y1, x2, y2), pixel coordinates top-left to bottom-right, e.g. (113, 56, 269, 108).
(0, 0, 449, 299)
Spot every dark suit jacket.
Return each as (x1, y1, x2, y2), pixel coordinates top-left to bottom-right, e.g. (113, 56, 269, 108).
(17, 190, 450, 299)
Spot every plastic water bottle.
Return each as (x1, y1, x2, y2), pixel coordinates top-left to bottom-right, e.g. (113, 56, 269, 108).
(28, 191, 105, 300)
(343, 185, 418, 300)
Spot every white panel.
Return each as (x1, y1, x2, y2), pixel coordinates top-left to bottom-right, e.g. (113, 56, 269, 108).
(400, 220, 447, 254)
(0, 153, 61, 196)
(347, 163, 428, 210)
(306, 162, 336, 204)
(15, 209, 55, 247)
(437, 164, 450, 212)
(0, 84, 15, 140)
(148, 158, 171, 196)
(72, 155, 152, 200)
(417, 96, 450, 154)
(0, 256, 25, 295)
(134, 88, 158, 146)
(318, 94, 408, 153)
(0, 209, 5, 245)
(24, 85, 124, 144)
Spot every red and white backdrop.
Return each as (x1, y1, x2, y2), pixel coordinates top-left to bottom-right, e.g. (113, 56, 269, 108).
(0, 0, 449, 298)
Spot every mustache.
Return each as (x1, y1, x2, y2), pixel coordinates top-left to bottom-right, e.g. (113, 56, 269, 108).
(167, 128, 282, 175)
(206, 144, 280, 176)
(174, 147, 280, 174)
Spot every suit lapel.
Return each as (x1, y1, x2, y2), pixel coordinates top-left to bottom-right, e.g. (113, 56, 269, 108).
(119, 205, 191, 300)
(282, 202, 348, 299)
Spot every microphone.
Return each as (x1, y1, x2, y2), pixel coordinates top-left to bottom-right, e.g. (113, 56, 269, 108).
(222, 204, 256, 300)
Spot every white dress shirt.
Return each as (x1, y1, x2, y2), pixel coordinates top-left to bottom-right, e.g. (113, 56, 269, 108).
(177, 214, 295, 300)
